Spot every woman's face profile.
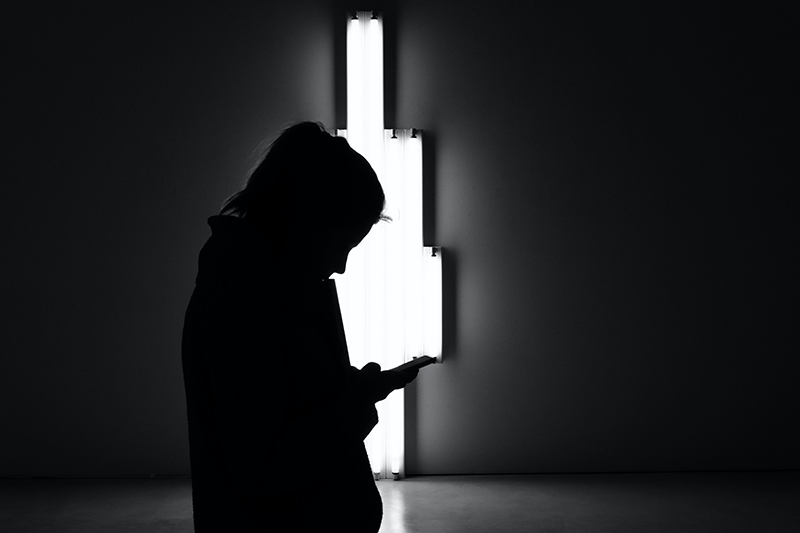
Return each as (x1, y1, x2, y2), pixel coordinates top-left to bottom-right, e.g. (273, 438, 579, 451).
(317, 219, 373, 280)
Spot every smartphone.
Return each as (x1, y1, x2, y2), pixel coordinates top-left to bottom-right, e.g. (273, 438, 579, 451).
(390, 355, 437, 372)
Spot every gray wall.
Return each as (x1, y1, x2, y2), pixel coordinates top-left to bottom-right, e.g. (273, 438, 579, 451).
(2, 1, 796, 477)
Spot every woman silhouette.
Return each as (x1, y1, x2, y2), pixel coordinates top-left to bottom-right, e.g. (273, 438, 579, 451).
(181, 122, 417, 532)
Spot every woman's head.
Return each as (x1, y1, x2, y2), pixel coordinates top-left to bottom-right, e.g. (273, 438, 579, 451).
(221, 122, 388, 230)
(221, 122, 389, 278)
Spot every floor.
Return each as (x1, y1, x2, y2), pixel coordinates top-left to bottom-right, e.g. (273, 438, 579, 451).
(0, 472, 797, 532)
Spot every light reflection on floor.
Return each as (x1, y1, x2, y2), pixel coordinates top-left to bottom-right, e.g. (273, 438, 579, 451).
(375, 473, 800, 533)
(377, 478, 408, 533)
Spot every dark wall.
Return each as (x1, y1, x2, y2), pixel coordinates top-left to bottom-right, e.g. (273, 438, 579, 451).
(2, 0, 337, 476)
(398, 2, 797, 474)
(2, 1, 795, 476)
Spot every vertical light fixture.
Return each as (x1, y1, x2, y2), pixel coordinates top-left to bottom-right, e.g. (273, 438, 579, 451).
(335, 11, 442, 480)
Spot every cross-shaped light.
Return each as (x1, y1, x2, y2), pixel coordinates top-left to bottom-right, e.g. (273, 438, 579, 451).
(334, 11, 442, 480)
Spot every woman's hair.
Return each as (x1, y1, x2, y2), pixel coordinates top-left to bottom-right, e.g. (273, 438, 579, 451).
(220, 121, 390, 229)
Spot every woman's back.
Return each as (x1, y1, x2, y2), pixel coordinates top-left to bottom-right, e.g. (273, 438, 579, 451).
(182, 215, 381, 532)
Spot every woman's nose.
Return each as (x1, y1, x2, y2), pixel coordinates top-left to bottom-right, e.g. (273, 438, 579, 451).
(332, 251, 350, 275)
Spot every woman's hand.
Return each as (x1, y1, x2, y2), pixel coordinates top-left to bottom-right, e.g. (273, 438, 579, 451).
(356, 362, 418, 404)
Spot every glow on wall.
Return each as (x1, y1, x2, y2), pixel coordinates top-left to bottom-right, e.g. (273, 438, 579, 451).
(334, 11, 442, 480)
